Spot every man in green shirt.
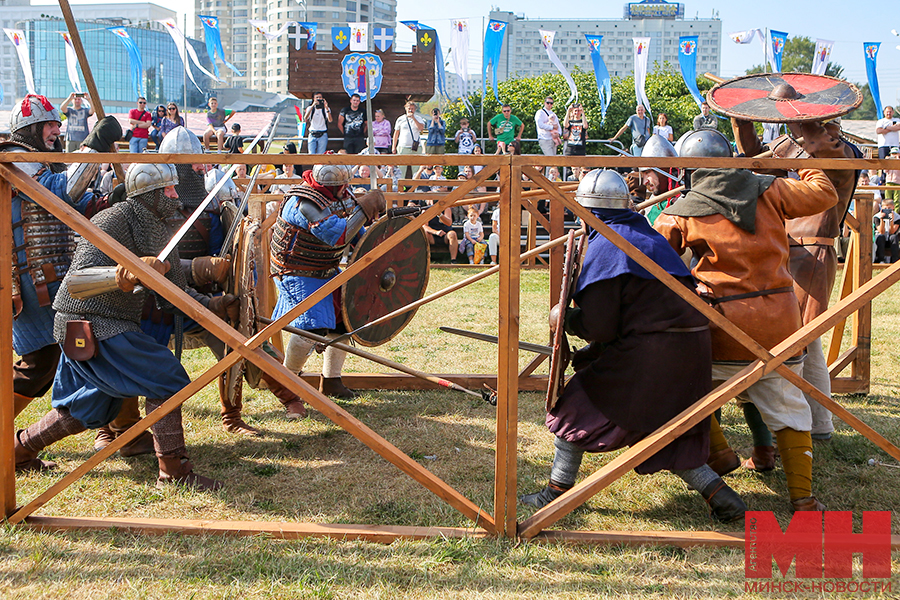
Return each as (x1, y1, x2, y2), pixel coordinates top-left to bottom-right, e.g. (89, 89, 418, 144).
(488, 104, 524, 154)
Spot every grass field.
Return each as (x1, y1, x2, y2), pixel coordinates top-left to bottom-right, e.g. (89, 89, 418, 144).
(2, 267, 900, 598)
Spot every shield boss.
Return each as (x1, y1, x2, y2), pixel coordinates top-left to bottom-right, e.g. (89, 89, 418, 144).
(342, 215, 430, 346)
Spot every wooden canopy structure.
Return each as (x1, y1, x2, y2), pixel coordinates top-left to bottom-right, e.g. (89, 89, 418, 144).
(2, 149, 899, 547)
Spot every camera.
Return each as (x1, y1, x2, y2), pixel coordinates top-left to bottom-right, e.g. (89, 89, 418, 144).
(432, 108, 440, 116)
(316, 99, 324, 109)
(75, 93, 85, 98)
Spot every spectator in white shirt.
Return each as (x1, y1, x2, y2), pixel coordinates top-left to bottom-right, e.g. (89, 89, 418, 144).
(876, 106, 900, 159)
(653, 112, 674, 142)
(535, 96, 561, 156)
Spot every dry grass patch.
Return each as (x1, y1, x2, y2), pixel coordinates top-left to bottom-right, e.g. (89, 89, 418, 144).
(5, 267, 900, 597)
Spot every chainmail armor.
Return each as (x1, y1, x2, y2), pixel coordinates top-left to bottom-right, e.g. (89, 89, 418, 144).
(53, 190, 187, 341)
(166, 164, 216, 259)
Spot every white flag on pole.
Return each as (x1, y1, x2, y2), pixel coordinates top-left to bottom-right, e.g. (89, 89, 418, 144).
(450, 19, 469, 99)
(540, 30, 578, 105)
(59, 32, 83, 93)
(158, 18, 221, 89)
(349, 22, 368, 51)
(4, 28, 36, 94)
(250, 19, 295, 41)
(812, 39, 834, 75)
(728, 30, 758, 44)
(633, 37, 652, 116)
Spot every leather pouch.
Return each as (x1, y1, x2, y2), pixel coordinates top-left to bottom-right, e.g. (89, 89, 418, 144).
(63, 320, 98, 361)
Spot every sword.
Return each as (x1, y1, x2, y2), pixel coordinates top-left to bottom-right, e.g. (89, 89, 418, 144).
(219, 113, 281, 256)
(67, 121, 275, 299)
(439, 327, 552, 356)
(601, 142, 682, 183)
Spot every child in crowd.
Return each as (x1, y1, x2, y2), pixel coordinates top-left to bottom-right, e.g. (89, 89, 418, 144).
(224, 123, 244, 153)
(455, 118, 477, 154)
(461, 206, 486, 264)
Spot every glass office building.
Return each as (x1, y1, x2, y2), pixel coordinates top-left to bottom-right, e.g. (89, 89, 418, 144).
(22, 18, 214, 113)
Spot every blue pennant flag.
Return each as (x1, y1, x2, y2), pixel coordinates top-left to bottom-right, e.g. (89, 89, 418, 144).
(332, 26, 350, 50)
(678, 36, 704, 108)
(299, 22, 317, 49)
(107, 27, 143, 99)
(864, 42, 882, 119)
(199, 15, 242, 77)
(483, 19, 507, 101)
(770, 30, 787, 72)
(400, 21, 419, 32)
(585, 35, 611, 125)
(373, 27, 393, 52)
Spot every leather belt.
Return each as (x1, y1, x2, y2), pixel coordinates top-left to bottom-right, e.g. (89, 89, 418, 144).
(789, 236, 834, 247)
(702, 286, 793, 307)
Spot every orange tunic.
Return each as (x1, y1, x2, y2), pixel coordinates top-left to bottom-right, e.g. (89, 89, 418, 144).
(654, 169, 838, 361)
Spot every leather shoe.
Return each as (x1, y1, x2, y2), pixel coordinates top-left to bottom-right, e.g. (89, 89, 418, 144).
(707, 448, 741, 477)
(519, 483, 568, 509)
(791, 496, 826, 512)
(742, 445, 776, 472)
(700, 479, 747, 523)
(320, 377, 357, 400)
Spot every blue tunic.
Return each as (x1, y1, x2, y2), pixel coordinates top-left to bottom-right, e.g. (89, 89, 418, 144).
(12, 171, 92, 356)
(52, 330, 191, 428)
(270, 195, 351, 331)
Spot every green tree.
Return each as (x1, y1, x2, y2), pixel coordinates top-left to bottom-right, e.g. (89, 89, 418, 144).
(442, 62, 725, 156)
(846, 83, 877, 120)
(747, 35, 844, 78)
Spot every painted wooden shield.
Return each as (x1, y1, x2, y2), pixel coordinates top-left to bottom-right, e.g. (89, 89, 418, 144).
(707, 73, 862, 123)
(342, 215, 430, 347)
(545, 230, 585, 412)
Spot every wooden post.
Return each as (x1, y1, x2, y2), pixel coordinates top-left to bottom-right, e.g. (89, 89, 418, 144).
(57, 0, 126, 182)
(494, 161, 521, 537)
(0, 180, 16, 518)
(548, 180, 565, 313)
(852, 194, 873, 392)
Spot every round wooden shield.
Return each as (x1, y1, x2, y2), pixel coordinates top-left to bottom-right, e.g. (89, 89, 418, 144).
(707, 73, 862, 123)
(342, 215, 430, 347)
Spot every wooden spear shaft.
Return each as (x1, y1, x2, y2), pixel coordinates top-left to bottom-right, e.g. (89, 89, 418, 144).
(57, 0, 126, 182)
(257, 317, 482, 397)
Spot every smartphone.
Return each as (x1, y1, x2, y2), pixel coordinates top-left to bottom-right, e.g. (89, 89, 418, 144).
(75, 93, 85, 98)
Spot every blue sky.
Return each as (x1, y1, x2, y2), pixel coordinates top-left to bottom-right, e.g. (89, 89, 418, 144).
(54, 0, 900, 109)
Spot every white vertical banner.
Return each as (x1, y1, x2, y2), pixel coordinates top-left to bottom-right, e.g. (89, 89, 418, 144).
(59, 32, 83, 93)
(450, 19, 469, 99)
(4, 28, 36, 94)
(158, 18, 221, 89)
(349, 22, 368, 51)
(728, 30, 757, 44)
(540, 29, 578, 105)
(633, 37, 652, 116)
(812, 39, 834, 75)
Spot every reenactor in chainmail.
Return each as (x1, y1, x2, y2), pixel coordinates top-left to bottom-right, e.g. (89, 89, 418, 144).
(271, 163, 384, 401)
(4, 95, 136, 432)
(92, 126, 265, 446)
(14, 162, 232, 490)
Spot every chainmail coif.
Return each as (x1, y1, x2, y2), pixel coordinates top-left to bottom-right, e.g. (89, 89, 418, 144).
(53, 188, 187, 341)
(174, 164, 208, 210)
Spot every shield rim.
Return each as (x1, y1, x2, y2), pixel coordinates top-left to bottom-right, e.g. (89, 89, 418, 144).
(707, 72, 863, 124)
(545, 230, 583, 412)
(342, 215, 431, 347)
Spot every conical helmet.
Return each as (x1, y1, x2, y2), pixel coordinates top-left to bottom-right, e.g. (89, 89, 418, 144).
(575, 169, 630, 209)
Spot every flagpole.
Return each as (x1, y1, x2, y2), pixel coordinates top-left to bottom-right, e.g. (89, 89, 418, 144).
(480, 16, 484, 145)
(183, 12, 188, 107)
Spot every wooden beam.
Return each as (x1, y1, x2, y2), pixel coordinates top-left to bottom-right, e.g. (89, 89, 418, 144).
(827, 236, 855, 365)
(519, 261, 900, 539)
(831, 378, 870, 395)
(56, 0, 125, 182)
(851, 196, 873, 392)
(518, 354, 547, 380)
(494, 163, 521, 538)
(0, 164, 496, 533)
(828, 347, 858, 378)
(0, 179, 15, 518)
(531, 529, 745, 548)
(25, 516, 490, 543)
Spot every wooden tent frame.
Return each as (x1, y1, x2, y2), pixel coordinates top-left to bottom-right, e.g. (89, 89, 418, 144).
(2, 150, 899, 547)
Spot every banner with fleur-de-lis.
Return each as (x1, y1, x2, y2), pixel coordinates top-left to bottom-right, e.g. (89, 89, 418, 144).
(416, 27, 435, 52)
(332, 26, 350, 51)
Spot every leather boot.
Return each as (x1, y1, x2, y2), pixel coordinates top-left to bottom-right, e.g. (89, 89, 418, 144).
(519, 482, 569, 509)
(156, 454, 223, 492)
(95, 398, 155, 457)
(742, 445, 776, 472)
(94, 426, 116, 451)
(791, 496, 826, 511)
(320, 376, 357, 400)
(14, 430, 57, 472)
(219, 373, 260, 436)
(707, 448, 741, 477)
(261, 372, 308, 420)
(700, 478, 747, 523)
(13, 393, 32, 418)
